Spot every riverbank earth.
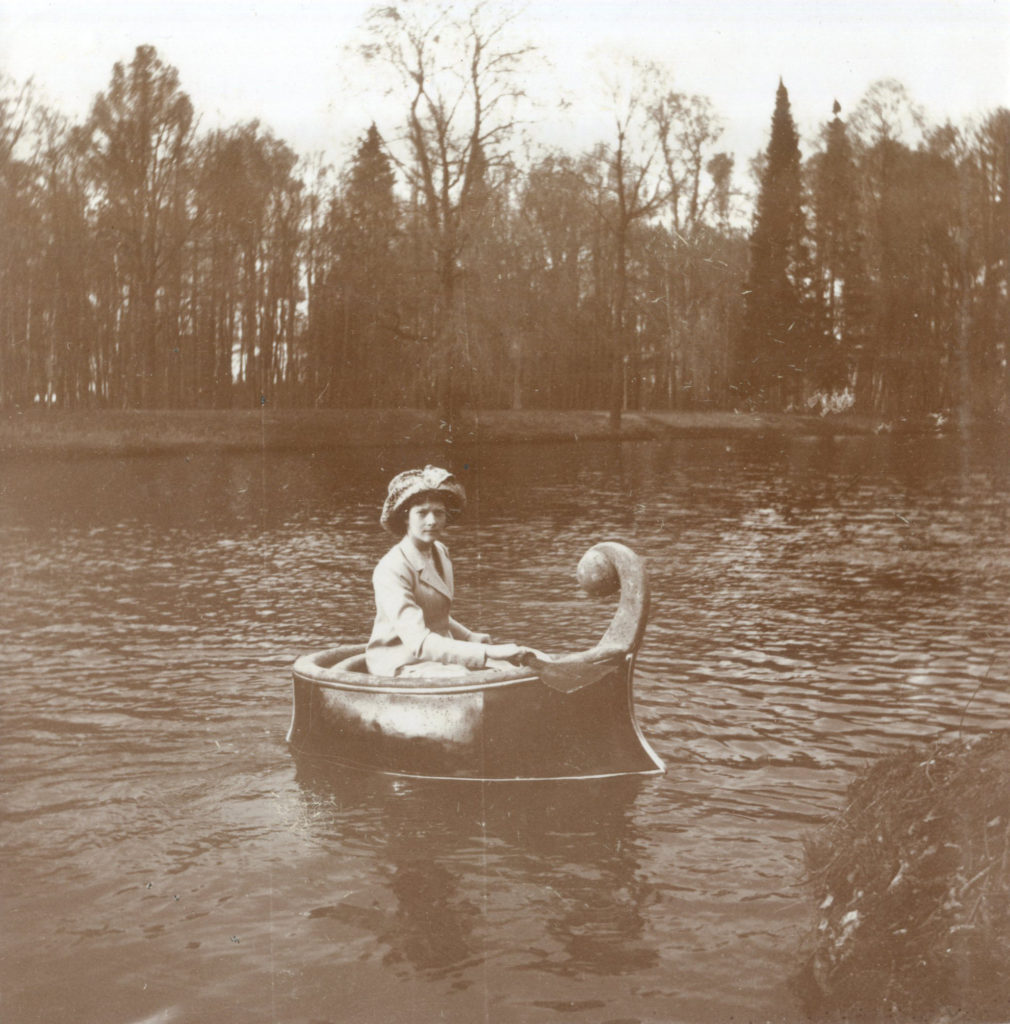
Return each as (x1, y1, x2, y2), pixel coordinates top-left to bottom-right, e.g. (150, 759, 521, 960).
(0, 407, 970, 457)
(798, 732, 1010, 1023)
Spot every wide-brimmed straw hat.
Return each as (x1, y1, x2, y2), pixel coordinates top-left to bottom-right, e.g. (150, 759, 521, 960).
(380, 465, 466, 534)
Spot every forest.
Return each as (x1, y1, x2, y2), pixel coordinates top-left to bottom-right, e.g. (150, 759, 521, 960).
(1, 4, 1007, 424)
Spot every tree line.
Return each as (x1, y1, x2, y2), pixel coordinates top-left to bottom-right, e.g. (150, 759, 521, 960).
(1, 6, 1007, 423)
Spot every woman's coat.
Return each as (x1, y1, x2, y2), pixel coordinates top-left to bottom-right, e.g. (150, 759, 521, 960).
(365, 539, 487, 676)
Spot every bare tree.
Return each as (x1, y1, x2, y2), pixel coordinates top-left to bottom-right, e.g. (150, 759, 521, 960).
(850, 78, 926, 150)
(88, 45, 195, 407)
(582, 59, 672, 427)
(359, 0, 535, 426)
(653, 91, 726, 236)
(651, 90, 737, 408)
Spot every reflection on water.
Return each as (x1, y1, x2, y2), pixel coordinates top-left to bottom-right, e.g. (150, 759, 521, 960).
(1, 434, 1008, 1023)
(291, 766, 645, 987)
(293, 763, 655, 981)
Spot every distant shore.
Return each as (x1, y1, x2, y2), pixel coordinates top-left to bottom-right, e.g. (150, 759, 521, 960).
(0, 407, 962, 457)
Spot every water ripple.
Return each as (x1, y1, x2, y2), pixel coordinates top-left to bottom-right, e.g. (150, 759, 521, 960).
(1, 437, 1007, 1023)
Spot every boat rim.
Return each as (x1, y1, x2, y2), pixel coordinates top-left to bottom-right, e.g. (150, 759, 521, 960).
(293, 650, 592, 696)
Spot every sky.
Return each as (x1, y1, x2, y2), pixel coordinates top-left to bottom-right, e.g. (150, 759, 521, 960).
(3, 0, 1009, 172)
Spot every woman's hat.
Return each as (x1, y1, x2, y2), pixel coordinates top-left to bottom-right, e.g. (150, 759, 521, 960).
(380, 465, 466, 534)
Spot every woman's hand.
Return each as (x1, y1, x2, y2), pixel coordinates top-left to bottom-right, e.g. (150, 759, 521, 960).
(518, 646, 548, 662)
(469, 631, 492, 644)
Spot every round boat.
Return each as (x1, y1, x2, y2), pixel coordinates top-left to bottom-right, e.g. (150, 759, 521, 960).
(286, 541, 665, 781)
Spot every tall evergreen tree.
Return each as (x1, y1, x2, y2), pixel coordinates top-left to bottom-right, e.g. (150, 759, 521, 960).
(346, 123, 396, 231)
(737, 79, 810, 407)
(811, 100, 870, 397)
(333, 122, 402, 405)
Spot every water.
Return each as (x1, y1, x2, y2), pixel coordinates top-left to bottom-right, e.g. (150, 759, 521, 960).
(2, 434, 1008, 1024)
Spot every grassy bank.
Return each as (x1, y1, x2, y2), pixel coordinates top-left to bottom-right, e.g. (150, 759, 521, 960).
(798, 733, 1010, 1022)
(0, 407, 905, 457)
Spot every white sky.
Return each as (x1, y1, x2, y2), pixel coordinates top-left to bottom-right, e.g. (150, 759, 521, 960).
(3, 0, 1008, 171)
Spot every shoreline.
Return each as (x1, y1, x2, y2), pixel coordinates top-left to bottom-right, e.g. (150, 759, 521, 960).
(0, 407, 967, 457)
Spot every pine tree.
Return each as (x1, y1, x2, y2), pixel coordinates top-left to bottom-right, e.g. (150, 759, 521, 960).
(334, 122, 401, 405)
(811, 100, 870, 398)
(736, 79, 810, 408)
(346, 123, 397, 239)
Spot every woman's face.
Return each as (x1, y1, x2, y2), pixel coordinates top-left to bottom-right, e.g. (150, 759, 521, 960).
(405, 496, 448, 548)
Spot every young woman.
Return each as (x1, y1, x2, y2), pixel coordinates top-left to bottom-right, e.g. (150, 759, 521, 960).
(365, 466, 528, 677)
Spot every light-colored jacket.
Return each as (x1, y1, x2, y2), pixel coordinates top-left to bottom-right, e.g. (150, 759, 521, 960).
(365, 539, 487, 676)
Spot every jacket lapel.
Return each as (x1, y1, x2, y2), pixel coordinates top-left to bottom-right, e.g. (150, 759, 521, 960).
(436, 542, 455, 596)
(431, 542, 454, 598)
(399, 539, 453, 600)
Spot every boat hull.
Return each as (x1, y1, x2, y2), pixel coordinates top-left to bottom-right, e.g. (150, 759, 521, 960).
(287, 646, 664, 781)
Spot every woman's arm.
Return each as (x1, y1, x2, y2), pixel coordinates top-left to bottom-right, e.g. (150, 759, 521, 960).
(374, 563, 488, 669)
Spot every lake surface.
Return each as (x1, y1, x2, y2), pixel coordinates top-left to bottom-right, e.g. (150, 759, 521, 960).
(2, 433, 1008, 1024)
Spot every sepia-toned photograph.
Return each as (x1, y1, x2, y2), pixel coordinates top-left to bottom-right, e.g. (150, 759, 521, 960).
(2, 2, 1008, 1021)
